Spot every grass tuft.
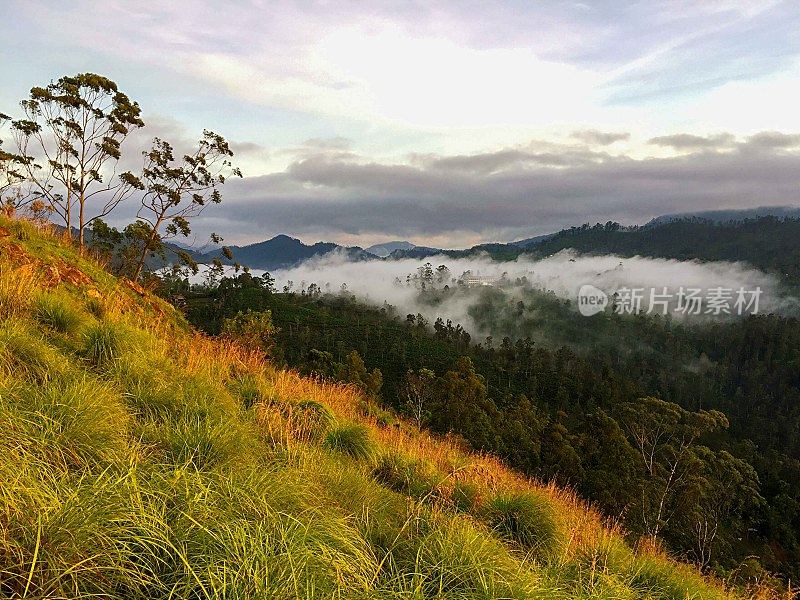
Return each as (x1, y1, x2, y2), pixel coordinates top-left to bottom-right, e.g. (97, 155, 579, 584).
(485, 491, 560, 558)
(0, 325, 67, 382)
(33, 293, 86, 334)
(4, 377, 130, 468)
(323, 423, 375, 461)
(372, 452, 443, 501)
(292, 399, 335, 441)
(410, 515, 543, 598)
(81, 322, 128, 366)
(141, 416, 254, 469)
(84, 295, 106, 319)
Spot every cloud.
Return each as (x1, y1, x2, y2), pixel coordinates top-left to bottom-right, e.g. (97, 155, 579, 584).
(422, 148, 604, 174)
(647, 133, 736, 150)
(745, 131, 800, 148)
(570, 130, 631, 145)
(255, 250, 793, 338)
(6, 1, 800, 248)
(14, 0, 797, 131)
(302, 136, 353, 151)
(203, 131, 800, 246)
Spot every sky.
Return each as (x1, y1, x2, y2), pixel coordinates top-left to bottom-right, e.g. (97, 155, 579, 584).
(1, 0, 800, 247)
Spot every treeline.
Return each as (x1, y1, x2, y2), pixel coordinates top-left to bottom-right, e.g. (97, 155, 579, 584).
(0, 73, 240, 280)
(526, 218, 800, 283)
(181, 272, 800, 582)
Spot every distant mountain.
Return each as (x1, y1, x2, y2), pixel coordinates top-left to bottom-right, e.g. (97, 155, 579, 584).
(203, 234, 377, 271)
(646, 205, 800, 227)
(509, 232, 556, 248)
(194, 205, 800, 271)
(386, 245, 444, 260)
(385, 233, 555, 260)
(59, 225, 204, 271)
(365, 240, 416, 257)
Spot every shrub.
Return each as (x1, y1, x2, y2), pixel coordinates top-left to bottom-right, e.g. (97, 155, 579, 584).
(485, 491, 559, 558)
(34, 294, 85, 334)
(323, 423, 374, 461)
(221, 310, 276, 357)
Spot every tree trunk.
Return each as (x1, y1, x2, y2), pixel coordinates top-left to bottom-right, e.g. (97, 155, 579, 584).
(132, 219, 164, 282)
(78, 194, 86, 253)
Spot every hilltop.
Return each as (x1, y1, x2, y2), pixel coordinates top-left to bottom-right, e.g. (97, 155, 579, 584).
(0, 216, 774, 598)
(203, 234, 377, 271)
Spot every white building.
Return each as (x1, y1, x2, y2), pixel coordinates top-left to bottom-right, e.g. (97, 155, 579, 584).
(461, 274, 499, 287)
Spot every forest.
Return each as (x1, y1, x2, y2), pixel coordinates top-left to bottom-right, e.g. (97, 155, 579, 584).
(182, 269, 800, 581)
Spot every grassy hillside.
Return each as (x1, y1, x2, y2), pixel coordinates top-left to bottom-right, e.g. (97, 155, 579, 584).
(0, 216, 775, 598)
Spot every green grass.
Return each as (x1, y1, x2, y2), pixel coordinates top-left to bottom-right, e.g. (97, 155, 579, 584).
(372, 452, 444, 501)
(33, 293, 86, 335)
(295, 399, 335, 434)
(485, 491, 560, 558)
(6, 377, 130, 468)
(323, 423, 375, 461)
(0, 324, 68, 382)
(81, 321, 131, 365)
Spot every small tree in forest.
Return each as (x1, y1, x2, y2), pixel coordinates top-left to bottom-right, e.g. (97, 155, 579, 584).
(221, 309, 277, 358)
(128, 131, 241, 281)
(11, 73, 144, 248)
(402, 368, 435, 428)
(621, 397, 729, 541)
(334, 350, 383, 398)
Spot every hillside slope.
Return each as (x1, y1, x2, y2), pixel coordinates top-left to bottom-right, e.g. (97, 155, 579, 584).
(0, 216, 765, 599)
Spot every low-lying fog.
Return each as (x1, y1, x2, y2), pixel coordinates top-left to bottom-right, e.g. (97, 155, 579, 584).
(196, 249, 795, 335)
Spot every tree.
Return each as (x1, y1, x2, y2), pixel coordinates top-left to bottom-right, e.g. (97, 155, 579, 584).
(334, 350, 383, 398)
(12, 73, 144, 248)
(0, 112, 33, 216)
(621, 397, 728, 540)
(128, 131, 241, 280)
(221, 310, 277, 358)
(401, 368, 435, 428)
(683, 447, 762, 570)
